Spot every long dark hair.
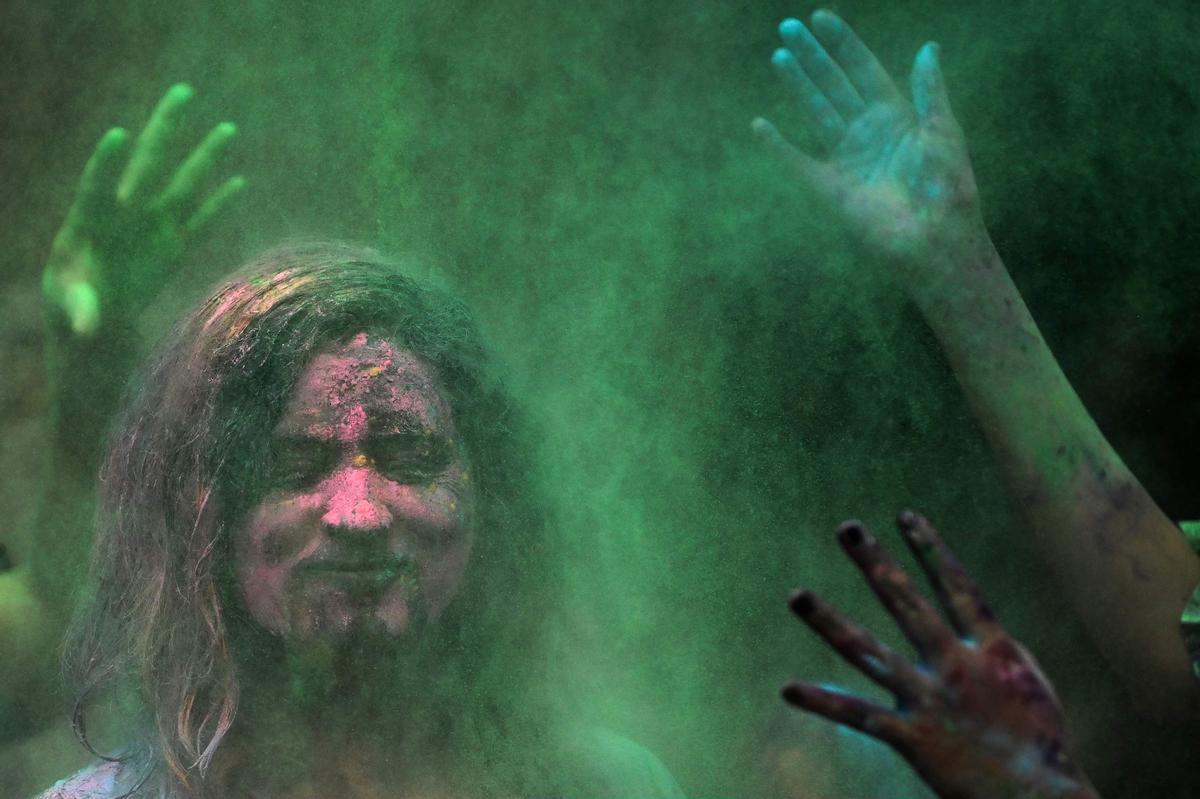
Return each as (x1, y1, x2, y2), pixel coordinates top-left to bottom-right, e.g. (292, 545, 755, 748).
(65, 242, 564, 796)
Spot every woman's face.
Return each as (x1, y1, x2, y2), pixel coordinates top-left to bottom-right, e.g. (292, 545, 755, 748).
(235, 332, 475, 641)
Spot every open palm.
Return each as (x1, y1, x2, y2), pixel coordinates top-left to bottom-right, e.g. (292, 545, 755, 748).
(754, 11, 984, 275)
(43, 84, 244, 335)
(783, 514, 1099, 799)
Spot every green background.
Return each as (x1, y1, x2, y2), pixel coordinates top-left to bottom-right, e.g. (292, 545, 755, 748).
(3, 0, 1200, 794)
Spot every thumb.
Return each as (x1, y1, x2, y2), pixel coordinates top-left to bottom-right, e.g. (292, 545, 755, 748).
(911, 42, 954, 125)
(63, 281, 101, 336)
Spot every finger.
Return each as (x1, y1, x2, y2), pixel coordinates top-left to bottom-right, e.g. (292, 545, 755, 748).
(117, 83, 195, 204)
(184, 175, 246, 238)
(837, 520, 957, 661)
(65, 127, 129, 228)
(910, 42, 954, 126)
(790, 589, 930, 704)
(750, 117, 832, 188)
(809, 9, 906, 110)
(778, 17, 865, 124)
(63, 281, 101, 336)
(157, 121, 238, 212)
(896, 511, 1000, 640)
(770, 48, 845, 148)
(781, 680, 908, 744)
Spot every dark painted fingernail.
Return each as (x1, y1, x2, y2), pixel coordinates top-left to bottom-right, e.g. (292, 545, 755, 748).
(837, 520, 865, 547)
(897, 510, 917, 530)
(789, 589, 816, 616)
(781, 682, 805, 705)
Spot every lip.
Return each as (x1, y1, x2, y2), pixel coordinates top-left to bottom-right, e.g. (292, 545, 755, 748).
(298, 554, 417, 584)
(298, 558, 414, 595)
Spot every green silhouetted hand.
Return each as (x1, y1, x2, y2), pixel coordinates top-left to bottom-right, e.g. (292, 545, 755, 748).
(42, 83, 245, 335)
(754, 10, 985, 294)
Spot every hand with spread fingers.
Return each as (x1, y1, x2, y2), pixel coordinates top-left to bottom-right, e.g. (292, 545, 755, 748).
(754, 10, 984, 289)
(783, 513, 1100, 799)
(42, 83, 245, 336)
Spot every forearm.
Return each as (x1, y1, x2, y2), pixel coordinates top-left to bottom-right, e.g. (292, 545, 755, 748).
(31, 310, 139, 618)
(42, 305, 139, 480)
(912, 235, 1200, 716)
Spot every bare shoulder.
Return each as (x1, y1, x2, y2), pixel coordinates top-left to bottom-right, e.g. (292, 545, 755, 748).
(566, 726, 685, 798)
(33, 759, 134, 799)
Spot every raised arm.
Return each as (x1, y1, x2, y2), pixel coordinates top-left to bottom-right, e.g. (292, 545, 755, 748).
(0, 84, 243, 741)
(755, 10, 1200, 718)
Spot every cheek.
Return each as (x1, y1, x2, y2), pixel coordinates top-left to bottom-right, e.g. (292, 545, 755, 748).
(382, 481, 474, 617)
(418, 525, 474, 618)
(236, 494, 324, 631)
(242, 493, 324, 560)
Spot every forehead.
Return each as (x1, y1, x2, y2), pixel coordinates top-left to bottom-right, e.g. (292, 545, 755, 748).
(276, 333, 453, 439)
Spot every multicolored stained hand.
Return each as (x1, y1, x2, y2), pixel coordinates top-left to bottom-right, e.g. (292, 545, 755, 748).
(783, 513, 1100, 799)
(42, 83, 245, 336)
(754, 11, 986, 288)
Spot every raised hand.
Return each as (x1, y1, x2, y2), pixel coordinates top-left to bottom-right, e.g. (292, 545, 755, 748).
(43, 83, 245, 336)
(754, 11, 985, 288)
(782, 513, 1099, 799)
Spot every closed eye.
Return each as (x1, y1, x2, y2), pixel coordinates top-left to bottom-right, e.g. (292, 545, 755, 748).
(265, 439, 338, 491)
(367, 434, 453, 484)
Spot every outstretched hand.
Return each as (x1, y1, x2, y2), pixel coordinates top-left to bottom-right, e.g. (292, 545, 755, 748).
(754, 11, 986, 289)
(43, 83, 245, 336)
(782, 513, 1099, 799)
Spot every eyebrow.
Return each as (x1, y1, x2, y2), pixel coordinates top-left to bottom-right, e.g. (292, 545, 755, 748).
(369, 409, 444, 436)
(271, 417, 446, 442)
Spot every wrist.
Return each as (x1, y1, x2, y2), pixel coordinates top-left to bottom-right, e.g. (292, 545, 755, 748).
(901, 233, 1036, 346)
(901, 225, 1007, 313)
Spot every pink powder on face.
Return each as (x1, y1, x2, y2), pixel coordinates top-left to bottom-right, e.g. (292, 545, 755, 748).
(320, 465, 394, 529)
(283, 336, 444, 441)
(335, 404, 369, 442)
(235, 333, 474, 640)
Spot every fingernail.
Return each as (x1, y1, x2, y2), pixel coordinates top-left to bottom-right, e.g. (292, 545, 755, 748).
(838, 520, 866, 547)
(778, 18, 802, 37)
(217, 121, 238, 136)
(781, 682, 804, 705)
(897, 510, 917, 530)
(169, 83, 195, 101)
(771, 47, 791, 67)
(812, 9, 842, 31)
(919, 42, 941, 70)
(789, 589, 816, 616)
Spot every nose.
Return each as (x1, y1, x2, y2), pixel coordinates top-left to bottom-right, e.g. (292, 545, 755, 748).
(320, 462, 393, 533)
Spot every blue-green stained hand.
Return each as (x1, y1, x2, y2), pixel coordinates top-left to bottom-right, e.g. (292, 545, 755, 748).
(42, 84, 245, 336)
(754, 11, 986, 280)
